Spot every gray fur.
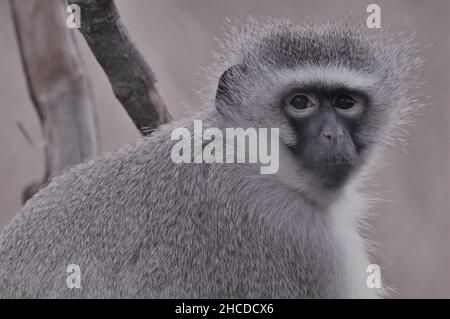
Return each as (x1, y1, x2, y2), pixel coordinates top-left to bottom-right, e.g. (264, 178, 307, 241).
(0, 18, 421, 298)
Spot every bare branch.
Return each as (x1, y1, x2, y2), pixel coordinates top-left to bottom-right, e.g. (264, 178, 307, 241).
(11, 0, 99, 202)
(69, 0, 172, 135)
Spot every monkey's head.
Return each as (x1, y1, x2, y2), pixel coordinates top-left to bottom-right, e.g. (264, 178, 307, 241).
(214, 19, 421, 189)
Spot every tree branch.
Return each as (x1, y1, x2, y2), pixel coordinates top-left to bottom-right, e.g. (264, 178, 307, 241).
(11, 0, 99, 202)
(69, 0, 172, 135)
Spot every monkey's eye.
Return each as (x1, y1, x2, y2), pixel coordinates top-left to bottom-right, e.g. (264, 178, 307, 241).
(286, 93, 317, 117)
(290, 94, 312, 109)
(334, 94, 363, 117)
(334, 95, 355, 109)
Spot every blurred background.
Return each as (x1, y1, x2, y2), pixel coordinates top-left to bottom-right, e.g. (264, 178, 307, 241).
(0, 0, 449, 298)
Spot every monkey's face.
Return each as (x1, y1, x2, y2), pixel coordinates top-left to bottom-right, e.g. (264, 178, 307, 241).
(282, 86, 370, 188)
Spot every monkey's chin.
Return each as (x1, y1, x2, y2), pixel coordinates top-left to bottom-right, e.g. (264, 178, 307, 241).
(311, 162, 356, 190)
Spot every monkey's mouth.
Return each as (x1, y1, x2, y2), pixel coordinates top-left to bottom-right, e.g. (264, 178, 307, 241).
(311, 153, 359, 168)
(308, 157, 359, 188)
(317, 158, 357, 167)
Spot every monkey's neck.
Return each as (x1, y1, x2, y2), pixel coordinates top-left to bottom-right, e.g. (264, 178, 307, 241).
(326, 183, 382, 298)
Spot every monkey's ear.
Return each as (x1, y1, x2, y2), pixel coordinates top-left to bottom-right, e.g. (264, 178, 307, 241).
(215, 64, 247, 103)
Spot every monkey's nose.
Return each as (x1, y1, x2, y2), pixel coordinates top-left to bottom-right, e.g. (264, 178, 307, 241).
(321, 130, 344, 144)
(322, 131, 334, 141)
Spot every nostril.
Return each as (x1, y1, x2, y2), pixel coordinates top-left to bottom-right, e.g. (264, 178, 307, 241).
(322, 132, 333, 141)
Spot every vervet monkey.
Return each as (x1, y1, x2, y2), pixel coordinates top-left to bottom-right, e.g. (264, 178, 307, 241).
(0, 19, 422, 298)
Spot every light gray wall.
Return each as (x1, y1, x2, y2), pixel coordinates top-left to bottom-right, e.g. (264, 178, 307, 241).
(0, 0, 449, 298)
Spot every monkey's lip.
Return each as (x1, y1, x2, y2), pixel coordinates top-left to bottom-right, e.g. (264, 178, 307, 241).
(314, 158, 358, 168)
(309, 159, 358, 175)
(319, 160, 355, 167)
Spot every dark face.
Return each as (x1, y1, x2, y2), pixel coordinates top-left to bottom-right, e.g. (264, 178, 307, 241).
(282, 86, 370, 189)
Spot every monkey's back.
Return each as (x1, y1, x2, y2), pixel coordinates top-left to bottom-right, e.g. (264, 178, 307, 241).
(0, 116, 347, 298)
